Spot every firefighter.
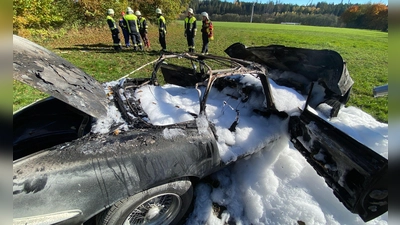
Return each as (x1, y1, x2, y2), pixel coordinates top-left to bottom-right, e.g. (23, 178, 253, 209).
(124, 7, 143, 51)
(106, 9, 122, 51)
(118, 11, 130, 48)
(156, 8, 167, 52)
(201, 12, 213, 54)
(184, 8, 197, 53)
(135, 10, 150, 49)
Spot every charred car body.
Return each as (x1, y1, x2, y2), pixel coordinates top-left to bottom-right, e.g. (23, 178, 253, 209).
(13, 35, 387, 224)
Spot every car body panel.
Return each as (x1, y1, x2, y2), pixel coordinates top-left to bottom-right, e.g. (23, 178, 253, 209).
(13, 35, 108, 119)
(13, 97, 93, 160)
(289, 106, 388, 222)
(13, 111, 221, 223)
(225, 42, 354, 117)
(224, 42, 354, 96)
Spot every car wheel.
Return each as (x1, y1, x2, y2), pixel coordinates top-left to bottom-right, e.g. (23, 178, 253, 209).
(97, 179, 193, 225)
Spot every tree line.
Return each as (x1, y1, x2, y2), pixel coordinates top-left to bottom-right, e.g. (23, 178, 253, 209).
(13, 0, 388, 38)
(186, 0, 387, 31)
(191, 0, 349, 17)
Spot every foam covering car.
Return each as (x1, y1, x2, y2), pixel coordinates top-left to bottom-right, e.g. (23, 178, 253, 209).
(13, 35, 387, 225)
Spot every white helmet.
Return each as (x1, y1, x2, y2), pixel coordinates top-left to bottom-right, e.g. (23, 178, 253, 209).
(135, 11, 141, 16)
(126, 7, 133, 14)
(201, 12, 208, 19)
(156, 8, 162, 14)
(107, 9, 114, 15)
(188, 8, 194, 14)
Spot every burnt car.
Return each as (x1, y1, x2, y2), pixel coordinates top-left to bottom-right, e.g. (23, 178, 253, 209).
(13, 35, 387, 225)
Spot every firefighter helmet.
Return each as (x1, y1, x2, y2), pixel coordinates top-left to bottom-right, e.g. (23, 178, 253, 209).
(135, 11, 141, 16)
(126, 7, 133, 14)
(107, 9, 115, 15)
(188, 8, 194, 14)
(156, 8, 162, 14)
(201, 12, 209, 19)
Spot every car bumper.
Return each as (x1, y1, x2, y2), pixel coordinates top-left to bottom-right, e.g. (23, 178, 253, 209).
(13, 209, 82, 225)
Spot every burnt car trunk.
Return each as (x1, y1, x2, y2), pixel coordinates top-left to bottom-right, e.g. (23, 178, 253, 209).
(225, 42, 354, 117)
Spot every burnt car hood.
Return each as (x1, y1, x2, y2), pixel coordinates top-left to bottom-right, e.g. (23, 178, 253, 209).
(13, 35, 108, 119)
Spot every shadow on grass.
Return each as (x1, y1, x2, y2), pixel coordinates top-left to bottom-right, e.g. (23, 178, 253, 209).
(56, 43, 164, 56)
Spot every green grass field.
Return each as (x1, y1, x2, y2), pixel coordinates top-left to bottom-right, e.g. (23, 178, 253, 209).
(13, 21, 388, 122)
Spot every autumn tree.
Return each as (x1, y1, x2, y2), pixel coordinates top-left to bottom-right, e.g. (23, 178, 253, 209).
(67, 0, 191, 26)
(364, 3, 388, 31)
(340, 3, 388, 31)
(132, 0, 191, 23)
(13, 0, 63, 36)
(339, 5, 362, 28)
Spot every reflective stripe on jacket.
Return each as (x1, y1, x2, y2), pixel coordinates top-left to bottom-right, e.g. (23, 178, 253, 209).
(138, 17, 148, 31)
(124, 14, 139, 33)
(184, 16, 197, 35)
(106, 15, 118, 31)
(157, 16, 166, 32)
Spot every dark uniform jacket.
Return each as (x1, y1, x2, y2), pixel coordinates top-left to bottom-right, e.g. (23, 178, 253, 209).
(138, 17, 148, 33)
(157, 15, 166, 34)
(184, 16, 197, 36)
(124, 14, 139, 34)
(119, 17, 128, 31)
(107, 15, 119, 34)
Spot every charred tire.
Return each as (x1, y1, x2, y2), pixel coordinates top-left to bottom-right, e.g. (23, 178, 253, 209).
(97, 179, 193, 225)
